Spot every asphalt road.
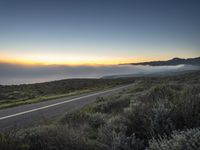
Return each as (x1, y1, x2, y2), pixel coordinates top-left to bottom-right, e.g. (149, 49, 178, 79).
(0, 84, 134, 131)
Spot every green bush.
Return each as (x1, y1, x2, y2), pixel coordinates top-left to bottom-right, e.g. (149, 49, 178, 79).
(60, 110, 90, 127)
(148, 128, 200, 150)
(97, 115, 127, 147)
(126, 101, 152, 140)
(97, 115, 144, 150)
(150, 101, 175, 137)
(0, 133, 15, 150)
(17, 125, 94, 150)
(84, 95, 130, 114)
(111, 133, 144, 150)
(88, 113, 106, 129)
(60, 110, 107, 129)
(172, 85, 200, 129)
(0, 132, 29, 150)
(127, 84, 200, 140)
(145, 85, 179, 103)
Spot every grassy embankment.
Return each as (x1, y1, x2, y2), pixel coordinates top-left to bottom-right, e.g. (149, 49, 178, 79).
(0, 78, 135, 109)
(0, 71, 200, 150)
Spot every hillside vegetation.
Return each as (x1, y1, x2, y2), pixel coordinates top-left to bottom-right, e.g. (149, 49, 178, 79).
(0, 71, 200, 150)
(0, 78, 135, 109)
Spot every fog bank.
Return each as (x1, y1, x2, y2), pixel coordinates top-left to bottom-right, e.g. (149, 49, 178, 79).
(0, 63, 199, 85)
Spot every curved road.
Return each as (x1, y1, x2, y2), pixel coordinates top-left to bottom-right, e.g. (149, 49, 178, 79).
(0, 84, 134, 131)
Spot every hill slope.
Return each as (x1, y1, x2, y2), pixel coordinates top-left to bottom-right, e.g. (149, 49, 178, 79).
(129, 57, 200, 66)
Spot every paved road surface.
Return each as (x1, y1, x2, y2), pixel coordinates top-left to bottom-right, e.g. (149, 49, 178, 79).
(0, 84, 134, 131)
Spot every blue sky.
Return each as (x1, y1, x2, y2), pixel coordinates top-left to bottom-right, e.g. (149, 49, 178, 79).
(0, 0, 199, 65)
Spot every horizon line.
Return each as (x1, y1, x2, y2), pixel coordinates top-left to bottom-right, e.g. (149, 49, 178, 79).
(0, 56, 199, 67)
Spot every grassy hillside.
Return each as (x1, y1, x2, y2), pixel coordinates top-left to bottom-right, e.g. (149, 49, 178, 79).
(0, 78, 135, 109)
(0, 71, 200, 150)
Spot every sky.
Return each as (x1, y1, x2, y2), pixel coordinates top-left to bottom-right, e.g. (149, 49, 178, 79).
(0, 0, 199, 65)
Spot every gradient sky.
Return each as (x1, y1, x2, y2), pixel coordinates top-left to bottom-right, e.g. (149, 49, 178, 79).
(0, 0, 199, 65)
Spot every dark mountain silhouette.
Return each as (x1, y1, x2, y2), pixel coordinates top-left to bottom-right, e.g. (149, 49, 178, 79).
(129, 57, 200, 66)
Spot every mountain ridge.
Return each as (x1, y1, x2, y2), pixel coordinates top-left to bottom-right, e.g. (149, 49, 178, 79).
(127, 56, 200, 66)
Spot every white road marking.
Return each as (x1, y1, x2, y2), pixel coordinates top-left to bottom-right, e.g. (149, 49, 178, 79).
(0, 84, 132, 121)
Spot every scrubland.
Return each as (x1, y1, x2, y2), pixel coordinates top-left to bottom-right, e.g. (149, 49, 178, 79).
(0, 71, 200, 150)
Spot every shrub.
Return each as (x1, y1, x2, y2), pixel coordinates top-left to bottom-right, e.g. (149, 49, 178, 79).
(126, 101, 152, 140)
(172, 85, 200, 129)
(97, 115, 128, 147)
(84, 95, 130, 114)
(106, 132, 145, 150)
(148, 128, 200, 150)
(17, 125, 94, 150)
(127, 84, 200, 139)
(106, 115, 129, 133)
(150, 101, 175, 137)
(0, 132, 29, 150)
(0, 133, 15, 150)
(111, 133, 144, 150)
(97, 115, 144, 150)
(60, 110, 90, 127)
(60, 110, 107, 129)
(145, 85, 179, 103)
(88, 113, 106, 129)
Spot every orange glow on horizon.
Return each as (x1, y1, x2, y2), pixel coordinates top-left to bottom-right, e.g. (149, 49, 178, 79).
(0, 53, 131, 66)
(0, 52, 171, 66)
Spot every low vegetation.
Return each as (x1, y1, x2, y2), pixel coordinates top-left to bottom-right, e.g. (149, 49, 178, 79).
(0, 71, 200, 150)
(0, 78, 135, 109)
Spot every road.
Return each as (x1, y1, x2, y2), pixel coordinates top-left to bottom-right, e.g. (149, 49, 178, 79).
(0, 84, 134, 131)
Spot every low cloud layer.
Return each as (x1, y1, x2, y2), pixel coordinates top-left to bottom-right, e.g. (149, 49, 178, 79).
(0, 63, 199, 85)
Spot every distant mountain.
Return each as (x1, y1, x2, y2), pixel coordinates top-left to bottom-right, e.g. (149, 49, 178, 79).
(129, 57, 200, 66)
